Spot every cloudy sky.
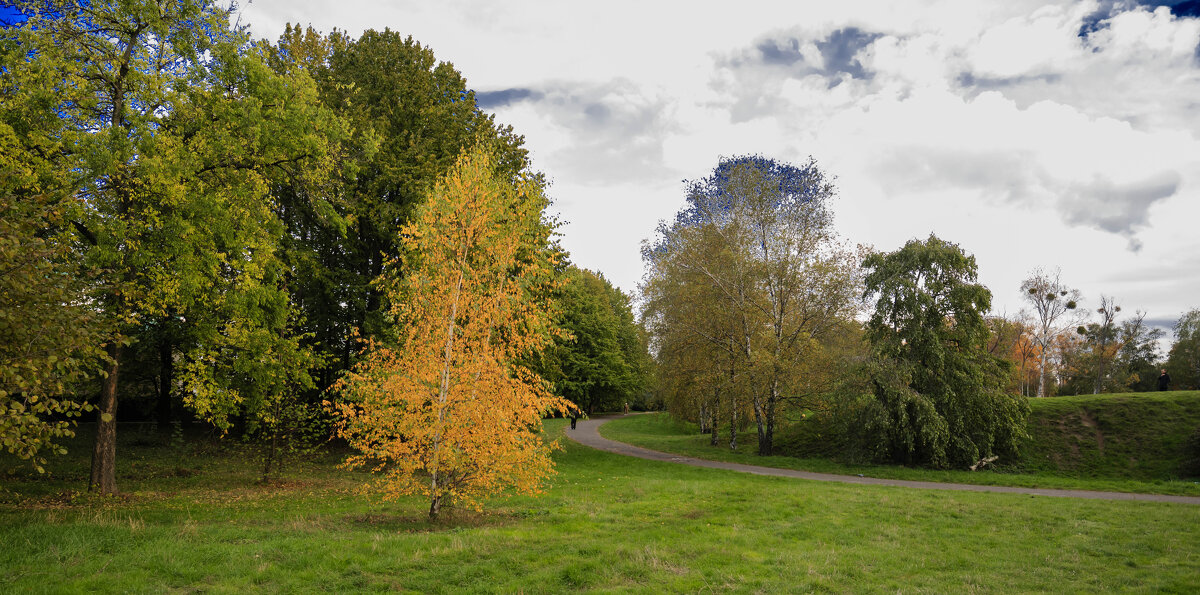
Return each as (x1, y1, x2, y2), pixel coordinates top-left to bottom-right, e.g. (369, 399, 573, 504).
(243, 0, 1200, 335)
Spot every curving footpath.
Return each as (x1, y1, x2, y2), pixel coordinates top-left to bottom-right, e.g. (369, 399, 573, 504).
(566, 414, 1200, 505)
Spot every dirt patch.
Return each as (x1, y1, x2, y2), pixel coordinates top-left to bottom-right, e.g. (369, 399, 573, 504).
(1078, 410, 1106, 455)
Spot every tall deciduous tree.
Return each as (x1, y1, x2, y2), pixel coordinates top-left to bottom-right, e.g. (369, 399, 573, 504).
(644, 156, 862, 455)
(333, 145, 574, 520)
(859, 235, 1028, 468)
(7, 0, 340, 493)
(265, 26, 532, 387)
(1021, 267, 1082, 397)
(537, 267, 650, 415)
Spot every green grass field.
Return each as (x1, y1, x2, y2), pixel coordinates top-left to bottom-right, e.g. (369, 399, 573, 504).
(2, 419, 1199, 592)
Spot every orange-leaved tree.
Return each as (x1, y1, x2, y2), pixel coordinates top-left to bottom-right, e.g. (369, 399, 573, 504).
(332, 144, 575, 520)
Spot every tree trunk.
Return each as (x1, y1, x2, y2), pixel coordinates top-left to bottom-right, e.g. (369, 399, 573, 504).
(429, 493, 442, 521)
(752, 396, 768, 456)
(729, 398, 737, 451)
(90, 342, 122, 494)
(761, 382, 777, 456)
(156, 335, 173, 435)
(1037, 354, 1047, 398)
(709, 402, 719, 447)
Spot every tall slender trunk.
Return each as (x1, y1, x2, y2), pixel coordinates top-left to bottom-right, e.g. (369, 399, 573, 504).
(729, 397, 737, 451)
(90, 342, 122, 494)
(429, 271, 464, 521)
(709, 405, 719, 446)
(762, 381, 777, 456)
(751, 396, 766, 455)
(1037, 351, 1047, 398)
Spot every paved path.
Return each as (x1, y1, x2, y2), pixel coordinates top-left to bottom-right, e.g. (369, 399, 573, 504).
(566, 414, 1200, 505)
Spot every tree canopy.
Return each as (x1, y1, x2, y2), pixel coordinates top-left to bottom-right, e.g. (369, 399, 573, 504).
(857, 235, 1028, 468)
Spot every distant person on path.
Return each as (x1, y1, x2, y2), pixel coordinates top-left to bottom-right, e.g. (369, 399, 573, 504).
(1158, 369, 1171, 391)
(570, 414, 578, 430)
(623, 402, 629, 415)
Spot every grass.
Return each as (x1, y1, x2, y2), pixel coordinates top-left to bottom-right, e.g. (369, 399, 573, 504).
(600, 411, 1200, 497)
(1020, 390, 1200, 479)
(1, 420, 1198, 592)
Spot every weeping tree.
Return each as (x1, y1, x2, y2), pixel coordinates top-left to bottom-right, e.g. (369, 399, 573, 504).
(856, 235, 1029, 469)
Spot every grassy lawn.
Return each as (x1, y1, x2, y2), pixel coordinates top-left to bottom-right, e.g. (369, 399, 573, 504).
(601, 399, 1200, 498)
(1, 420, 1198, 592)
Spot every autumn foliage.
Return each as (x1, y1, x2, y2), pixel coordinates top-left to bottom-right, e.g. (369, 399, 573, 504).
(333, 145, 575, 519)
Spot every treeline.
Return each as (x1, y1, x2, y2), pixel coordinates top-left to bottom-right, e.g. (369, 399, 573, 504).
(643, 156, 1199, 469)
(1, 1, 647, 494)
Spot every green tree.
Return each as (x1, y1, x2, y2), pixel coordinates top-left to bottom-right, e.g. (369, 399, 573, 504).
(265, 26, 532, 387)
(7, 0, 340, 493)
(0, 193, 103, 469)
(1114, 311, 1164, 392)
(858, 235, 1028, 468)
(538, 267, 650, 415)
(1167, 309, 1200, 390)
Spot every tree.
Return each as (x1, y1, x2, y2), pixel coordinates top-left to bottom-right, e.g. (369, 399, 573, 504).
(333, 145, 574, 520)
(642, 226, 751, 449)
(858, 235, 1028, 468)
(1115, 310, 1163, 391)
(6, 0, 340, 493)
(1167, 309, 1200, 390)
(536, 267, 650, 415)
(986, 314, 1040, 396)
(643, 155, 863, 455)
(1020, 268, 1082, 397)
(266, 26, 533, 387)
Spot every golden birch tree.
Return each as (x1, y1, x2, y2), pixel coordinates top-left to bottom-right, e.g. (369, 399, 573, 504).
(333, 145, 574, 520)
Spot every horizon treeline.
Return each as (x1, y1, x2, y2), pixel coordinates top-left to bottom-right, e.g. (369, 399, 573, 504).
(640, 155, 1200, 469)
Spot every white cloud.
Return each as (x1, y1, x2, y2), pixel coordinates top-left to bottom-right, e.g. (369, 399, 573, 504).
(237, 0, 1200, 322)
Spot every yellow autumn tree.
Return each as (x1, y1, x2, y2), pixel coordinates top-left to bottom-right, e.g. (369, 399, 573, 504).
(333, 144, 575, 520)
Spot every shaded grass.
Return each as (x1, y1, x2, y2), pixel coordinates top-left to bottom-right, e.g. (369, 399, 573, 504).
(0, 420, 1198, 592)
(601, 412, 1200, 496)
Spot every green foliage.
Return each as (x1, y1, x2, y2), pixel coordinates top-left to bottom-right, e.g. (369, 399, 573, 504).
(643, 155, 862, 455)
(858, 235, 1029, 468)
(0, 29, 107, 468)
(537, 267, 651, 414)
(3, 0, 345, 492)
(1167, 309, 1200, 390)
(608, 412, 1200, 495)
(0, 193, 103, 470)
(265, 26, 532, 384)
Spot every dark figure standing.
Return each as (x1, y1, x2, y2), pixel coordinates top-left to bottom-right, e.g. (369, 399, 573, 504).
(570, 415, 578, 430)
(1158, 369, 1171, 391)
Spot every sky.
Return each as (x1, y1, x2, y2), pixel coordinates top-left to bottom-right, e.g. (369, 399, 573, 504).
(239, 0, 1200, 339)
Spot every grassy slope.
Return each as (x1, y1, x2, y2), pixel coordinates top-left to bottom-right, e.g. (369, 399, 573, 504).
(1020, 390, 1200, 479)
(1, 421, 1198, 592)
(601, 407, 1200, 496)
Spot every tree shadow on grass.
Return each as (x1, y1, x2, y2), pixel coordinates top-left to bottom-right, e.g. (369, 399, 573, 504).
(346, 507, 538, 533)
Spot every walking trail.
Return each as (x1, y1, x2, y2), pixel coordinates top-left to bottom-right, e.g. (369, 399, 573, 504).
(566, 414, 1200, 505)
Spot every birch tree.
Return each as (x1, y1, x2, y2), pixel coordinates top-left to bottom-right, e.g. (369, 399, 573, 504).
(333, 145, 574, 520)
(1020, 267, 1082, 397)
